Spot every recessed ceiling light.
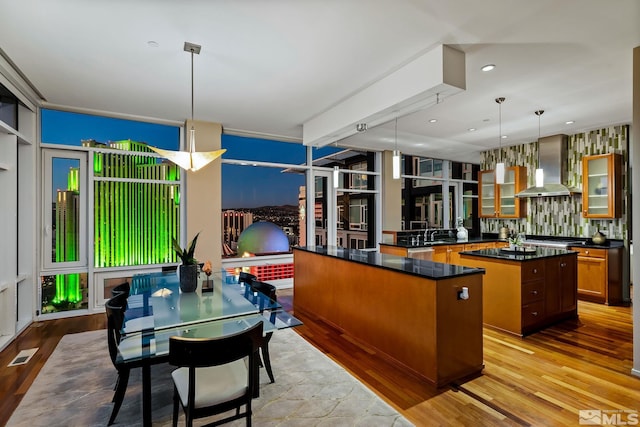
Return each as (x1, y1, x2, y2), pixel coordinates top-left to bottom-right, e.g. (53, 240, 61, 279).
(501, 135, 508, 139)
(481, 64, 496, 72)
(147, 40, 159, 48)
(468, 128, 476, 132)
(565, 120, 575, 125)
(428, 119, 437, 123)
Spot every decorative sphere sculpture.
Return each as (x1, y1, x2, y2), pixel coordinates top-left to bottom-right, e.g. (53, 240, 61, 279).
(237, 221, 290, 255)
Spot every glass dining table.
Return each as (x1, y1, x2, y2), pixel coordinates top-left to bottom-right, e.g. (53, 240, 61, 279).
(115, 270, 301, 427)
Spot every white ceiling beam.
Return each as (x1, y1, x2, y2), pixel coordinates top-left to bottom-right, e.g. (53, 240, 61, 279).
(302, 44, 466, 147)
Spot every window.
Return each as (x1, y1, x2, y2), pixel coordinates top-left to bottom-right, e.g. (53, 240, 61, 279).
(350, 161, 368, 189)
(349, 198, 368, 230)
(40, 109, 181, 315)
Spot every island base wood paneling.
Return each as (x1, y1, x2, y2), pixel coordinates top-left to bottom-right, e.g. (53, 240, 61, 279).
(293, 248, 484, 387)
(458, 252, 577, 336)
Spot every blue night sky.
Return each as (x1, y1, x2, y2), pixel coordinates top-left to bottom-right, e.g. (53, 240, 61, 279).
(42, 109, 339, 208)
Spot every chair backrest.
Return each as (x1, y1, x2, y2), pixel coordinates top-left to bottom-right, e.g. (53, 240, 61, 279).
(105, 293, 128, 368)
(111, 281, 130, 298)
(238, 271, 257, 285)
(169, 321, 263, 368)
(249, 280, 277, 313)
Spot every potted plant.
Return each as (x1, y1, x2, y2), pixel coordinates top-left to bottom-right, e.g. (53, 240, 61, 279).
(173, 232, 200, 292)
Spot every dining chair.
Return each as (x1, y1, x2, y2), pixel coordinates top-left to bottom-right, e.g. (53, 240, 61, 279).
(105, 292, 130, 425)
(238, 272, 257, 300)
(248, 279, 277, 383)
(110, 281, 130, 298)
(169, 321, 264, 427)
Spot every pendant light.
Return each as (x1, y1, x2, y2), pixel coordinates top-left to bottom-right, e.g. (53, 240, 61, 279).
(534, 110, 544, 187)
(494, 97, 506, 184)
(392, 117, 401, 179)
(333, 141, 340, 188)
(149, 42, 226, 172)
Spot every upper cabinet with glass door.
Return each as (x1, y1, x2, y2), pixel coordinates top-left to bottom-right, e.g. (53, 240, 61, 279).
(479, 166, 527, 218)
(582, 153, 622, 218)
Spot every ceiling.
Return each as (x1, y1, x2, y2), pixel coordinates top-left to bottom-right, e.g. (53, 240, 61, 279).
(1, 0, 638, 163)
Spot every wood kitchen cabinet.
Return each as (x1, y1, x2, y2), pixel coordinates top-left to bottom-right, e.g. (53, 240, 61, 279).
(458, 251, 578, 336)
(432, 244, 466, 264)
(479, 166, 527, 218)
(582, 153, 622, 218)
(569, 245, 624, 305)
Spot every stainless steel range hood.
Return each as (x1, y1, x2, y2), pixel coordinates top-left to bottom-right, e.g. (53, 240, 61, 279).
(515, 134, 582, 198)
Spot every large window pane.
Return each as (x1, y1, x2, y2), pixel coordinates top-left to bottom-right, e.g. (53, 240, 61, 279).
(222, 134, 307, 164)
(221, 163, 305, 256)
(41, 272, 88, 314)
(41, 109, 179, 149)
(52, 157, 80, 263)
(92, 143, 181, 267)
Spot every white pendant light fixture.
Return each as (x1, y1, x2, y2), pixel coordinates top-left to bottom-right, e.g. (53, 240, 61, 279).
(333, 141, 340, 188)
(534, 109, 544, 187)
(392, 117, 401, 179)
(495, 97, 506, 184)
(149, 42, 226, 172)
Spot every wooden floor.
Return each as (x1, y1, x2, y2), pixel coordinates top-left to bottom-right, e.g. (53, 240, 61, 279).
(1, 290, 637, 426)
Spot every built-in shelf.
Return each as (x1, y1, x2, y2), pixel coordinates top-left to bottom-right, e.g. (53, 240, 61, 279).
(0, 120, 33, 145)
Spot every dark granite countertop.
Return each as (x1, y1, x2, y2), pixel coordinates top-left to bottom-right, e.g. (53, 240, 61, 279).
(381, 234, 624, 250)
(294, 246, 484, 280)
(460, 247, 577, 262)
(380, 237, 501, 249)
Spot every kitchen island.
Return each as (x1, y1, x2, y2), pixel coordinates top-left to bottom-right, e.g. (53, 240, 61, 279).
(293, 246, 485, 387)
(458, 247, 578, 336)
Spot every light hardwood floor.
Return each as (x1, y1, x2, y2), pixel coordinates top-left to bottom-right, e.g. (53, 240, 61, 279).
(1, 289, 637, 426)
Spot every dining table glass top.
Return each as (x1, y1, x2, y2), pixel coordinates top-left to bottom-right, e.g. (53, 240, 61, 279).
(116, 269, 301, 365)
(123, 270, 282, 335)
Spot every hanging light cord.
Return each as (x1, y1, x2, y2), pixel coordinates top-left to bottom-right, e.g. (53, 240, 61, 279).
(189, 48, 196, 154)
(395, 117, 398, 151)
(496, 97, 505, 163)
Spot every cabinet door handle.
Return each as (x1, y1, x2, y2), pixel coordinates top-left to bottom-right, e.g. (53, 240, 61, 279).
(532, 311, 538, 316)
(531, 290, 538, 295)
(585, 250, 589, 255)
(532, 268, 538, 274)
(560, 262, 566, 268)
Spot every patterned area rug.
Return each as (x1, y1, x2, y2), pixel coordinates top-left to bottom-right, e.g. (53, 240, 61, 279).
(8, 328, 413, 427)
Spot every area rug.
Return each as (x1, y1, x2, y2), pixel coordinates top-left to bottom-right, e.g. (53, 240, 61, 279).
(8, 328, 413, 427)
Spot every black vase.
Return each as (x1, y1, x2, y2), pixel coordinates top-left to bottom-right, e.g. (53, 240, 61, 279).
(179, 264, 198, 293)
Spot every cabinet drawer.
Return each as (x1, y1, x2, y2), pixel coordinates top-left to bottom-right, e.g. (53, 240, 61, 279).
(521, 260, 545, 282)
(522, 281, 544, 304)
(522, 301, 545, 327)
(570, 247, 606, 259)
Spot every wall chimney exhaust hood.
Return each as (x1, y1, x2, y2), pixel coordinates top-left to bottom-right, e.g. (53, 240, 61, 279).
(515, 134, 582, 198)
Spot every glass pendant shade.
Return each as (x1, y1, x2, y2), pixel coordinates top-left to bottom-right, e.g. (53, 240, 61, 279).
(495, 162, 505, 184)
(333, 165, 339, 188)
(392, 150, 401, 179)
(535, 168, 544, 187)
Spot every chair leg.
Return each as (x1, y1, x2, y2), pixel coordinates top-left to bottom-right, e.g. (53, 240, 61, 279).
(108, 369, 130, 425)
(261, 333, 275, 383)
(172, 387, 179, 427)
